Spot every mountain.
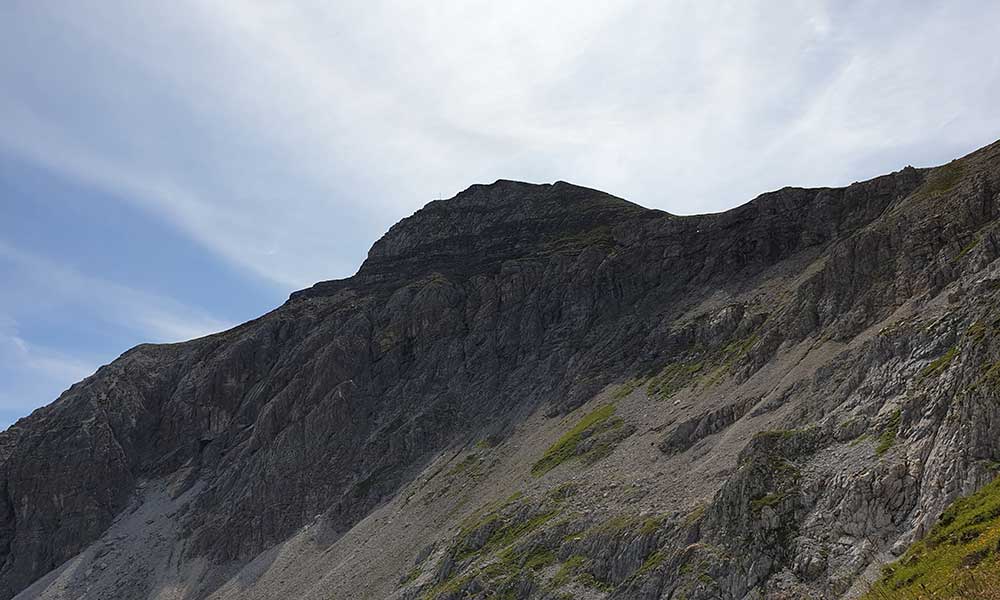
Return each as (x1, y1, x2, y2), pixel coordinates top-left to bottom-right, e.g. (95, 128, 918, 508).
(4, 140, 1000, 600)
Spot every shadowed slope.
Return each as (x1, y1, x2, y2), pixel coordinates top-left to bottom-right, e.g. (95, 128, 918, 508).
(4, 140, 1000, 599)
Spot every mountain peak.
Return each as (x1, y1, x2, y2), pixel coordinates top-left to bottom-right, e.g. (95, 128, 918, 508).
(362, 180, 644, 279)
(8, 140, 1000, 600)
(295, 180, 648, 297)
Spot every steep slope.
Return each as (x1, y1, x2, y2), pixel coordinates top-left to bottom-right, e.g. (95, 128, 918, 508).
(4, 140, 1000, 600)
(863, 473, 1000, 598)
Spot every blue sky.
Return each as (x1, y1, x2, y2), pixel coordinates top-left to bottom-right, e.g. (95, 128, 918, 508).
(2, 1, 999, 428)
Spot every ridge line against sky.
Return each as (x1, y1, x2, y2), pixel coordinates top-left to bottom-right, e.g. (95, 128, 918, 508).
(2, 0, 999, 427)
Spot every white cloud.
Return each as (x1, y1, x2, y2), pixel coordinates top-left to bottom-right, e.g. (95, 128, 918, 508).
(1, 0, 998, 289)
(1, 1, 999, 428)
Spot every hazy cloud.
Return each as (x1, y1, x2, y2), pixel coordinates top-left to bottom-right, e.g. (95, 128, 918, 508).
(0, 324, 94, 385)
(0, 241, 231, 342)
(0, 241, 233, 426)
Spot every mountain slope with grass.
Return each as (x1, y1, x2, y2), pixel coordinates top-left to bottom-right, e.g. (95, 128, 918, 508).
(4, 140, 1000, 600)
(864, 474, 1000, 599)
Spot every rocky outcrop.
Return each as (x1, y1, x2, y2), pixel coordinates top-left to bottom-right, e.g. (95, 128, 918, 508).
(3, 140, 1000, 600)
(659, 396, 758, 455)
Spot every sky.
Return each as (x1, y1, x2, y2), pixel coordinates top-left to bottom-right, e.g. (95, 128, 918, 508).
(1, 1, 999, 428)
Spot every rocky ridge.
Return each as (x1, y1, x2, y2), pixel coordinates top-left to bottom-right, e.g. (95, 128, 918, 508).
(3, 140, 1000, 599)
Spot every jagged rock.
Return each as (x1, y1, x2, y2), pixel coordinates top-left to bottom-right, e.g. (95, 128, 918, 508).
(3, 140, 1000, 600)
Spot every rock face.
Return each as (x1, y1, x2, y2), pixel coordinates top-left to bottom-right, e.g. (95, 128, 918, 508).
(3, 141, 1000, 600)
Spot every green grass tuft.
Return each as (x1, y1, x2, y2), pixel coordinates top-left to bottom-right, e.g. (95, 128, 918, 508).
(546, 482, 579, 502)
(682, 504, 707, 528)
(967, 321, 988, 344)
(646, 360, 704, 400)
(401, 567, 421, 586)
(864, 474, 1000, 599)
(475, 437, 499, 450)
(751, 491, 790, 514)
(955, 236, 982, 262)
(639, 515, 667, 535)
(634, 550, 667, 577)
(612, 378, 641, 399)
(447, 453, 484, 477)
(549, 555, 586, 588)
(645, 333, 760, 400)
(420, 572, 473, 600)
(522, 547, 556, 571)
(531, 404, 617, 476)
(980, 359, 1000, 392)
(575, 571, 614, 592)
(875, 409, 902, 456)
(920, 346, 958, 379)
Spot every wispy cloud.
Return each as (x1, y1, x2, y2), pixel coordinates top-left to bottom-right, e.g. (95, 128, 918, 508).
(2, 1, 997, 291)
(1, 1, 998, 427)
(0, 315, 97, 428)
(0, 241, 231, 343)
(0, 98, 342, 290)
(0, 321, 94, 384)
(0, 241, 233, 427)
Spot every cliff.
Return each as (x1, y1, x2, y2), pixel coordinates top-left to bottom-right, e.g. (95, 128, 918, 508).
(4, 140, 1000, 599)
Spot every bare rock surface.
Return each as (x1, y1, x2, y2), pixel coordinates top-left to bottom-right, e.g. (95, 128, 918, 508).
(4, 140, 1000, 599)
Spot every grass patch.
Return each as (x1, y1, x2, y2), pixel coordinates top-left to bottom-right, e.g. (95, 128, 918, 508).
(967, 321, 988, 344)
(454, 492, 530, 550)
(751, 491, 790, 514)
(475, 437, 499, 450)
(980, 359, 1000, 391)
(549, 555, 586, 588)
(531, 403, 617, 476)
(955, 236, 981, 262)
(547, 482, 579, 502)
(635, 550, 667, 577)
(420, 572, 473, 600)
(447, 453, 484, 477)
(472, 511, 559, 559)
(875, 409, 902, 456)
(639, 514, 667, 535)
(921, 161, 965, 196)
(920, 346, 958, 379)
(438, 493, 574, 598)
(645, 332, 760, 401)
(522, 547, 556, 571)
(587, 514, 638, 536)
(704, 334, 759, 386)
(864, 474, 1000, 599)
(612, 378, 641, 400)
(646, 360, 704, 400)
(682, 504, 707, 528)
(575, 571, 614, 592)
(488, 545, 556, 579)
(454, 502, 561, 563)
(581, 513, 666, 541)
(751, 425, 818, 444)
(850, 432, 871, 447)
(754, 428, 800, 440)
(401, 567, 421, 585)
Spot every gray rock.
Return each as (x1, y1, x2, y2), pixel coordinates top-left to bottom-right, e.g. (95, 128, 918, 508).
(3, 140, 1000, 600)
